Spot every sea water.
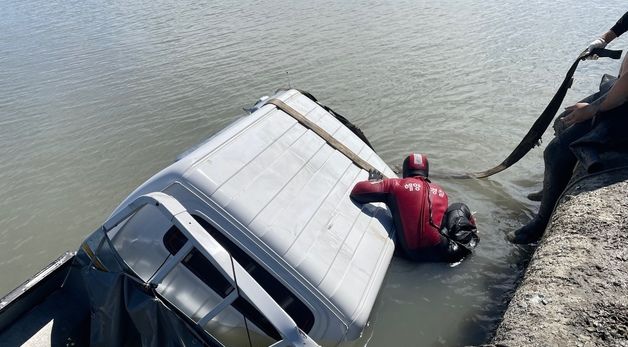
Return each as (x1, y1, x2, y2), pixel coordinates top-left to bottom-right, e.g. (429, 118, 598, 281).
(1, 1, 625, 345)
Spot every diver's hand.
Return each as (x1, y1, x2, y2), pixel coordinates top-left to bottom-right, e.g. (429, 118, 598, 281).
(586, 38, 607, 60)
(368, 168, 384, 181)
(562, 103, 596, 126)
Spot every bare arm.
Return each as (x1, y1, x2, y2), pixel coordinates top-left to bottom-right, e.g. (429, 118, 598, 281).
(621, 49, 628, 77)
(587, 13, 627, 58)
(564, 13, 628, 124)
(600, 30, 618, 45)
(562, 56, 628, 126)
(602, 11, 628, 44)
(599, 61, 628, 110)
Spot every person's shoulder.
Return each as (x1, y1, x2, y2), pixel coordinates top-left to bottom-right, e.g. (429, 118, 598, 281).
(428, 180, 445, 189)
(394, 177, 426, 190)
(381, 177, 403, 187)
(428, 179, 447, 189)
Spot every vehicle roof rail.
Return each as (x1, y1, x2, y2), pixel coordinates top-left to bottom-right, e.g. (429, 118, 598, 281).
(101, 192, 319, 347)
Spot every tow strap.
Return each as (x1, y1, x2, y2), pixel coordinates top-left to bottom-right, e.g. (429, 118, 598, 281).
(266, 98, 390, 178)
(448, 47, 623, 179)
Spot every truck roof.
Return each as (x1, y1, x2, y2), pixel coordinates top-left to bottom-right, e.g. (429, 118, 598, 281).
(113, 89, 396, 339)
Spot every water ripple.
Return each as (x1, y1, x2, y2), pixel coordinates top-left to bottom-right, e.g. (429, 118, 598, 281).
(0, 0, 626, 345)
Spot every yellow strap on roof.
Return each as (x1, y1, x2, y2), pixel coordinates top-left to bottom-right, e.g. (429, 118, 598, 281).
(266, 98, 389, 179)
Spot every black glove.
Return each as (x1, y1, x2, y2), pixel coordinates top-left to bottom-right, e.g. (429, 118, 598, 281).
(368, 168, 384, 181)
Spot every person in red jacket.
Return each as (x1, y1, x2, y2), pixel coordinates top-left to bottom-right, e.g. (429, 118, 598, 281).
(350, 153, 479, 262)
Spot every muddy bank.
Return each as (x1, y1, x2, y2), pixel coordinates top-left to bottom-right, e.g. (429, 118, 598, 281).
(491, 167, 628, 347)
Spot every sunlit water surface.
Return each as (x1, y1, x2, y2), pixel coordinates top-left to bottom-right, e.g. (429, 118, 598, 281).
(1, 1, 625, 345)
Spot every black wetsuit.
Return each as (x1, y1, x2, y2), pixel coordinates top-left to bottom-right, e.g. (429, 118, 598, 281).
(512, 13, 628, 243)
(538, 78, 628, 226)
(611, 11, 628, 37)
(541, 11, 628, 216)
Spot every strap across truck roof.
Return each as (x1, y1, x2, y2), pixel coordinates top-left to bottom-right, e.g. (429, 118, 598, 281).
(266, 98, 390, 179)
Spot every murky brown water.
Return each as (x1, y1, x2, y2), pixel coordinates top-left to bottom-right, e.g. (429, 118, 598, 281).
(1, 0, 625, 345)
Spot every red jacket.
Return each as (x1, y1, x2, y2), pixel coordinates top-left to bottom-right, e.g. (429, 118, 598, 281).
(350, 176, 449, 255)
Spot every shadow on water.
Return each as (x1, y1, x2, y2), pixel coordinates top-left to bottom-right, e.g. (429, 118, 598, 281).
(454, 246, 535, 345)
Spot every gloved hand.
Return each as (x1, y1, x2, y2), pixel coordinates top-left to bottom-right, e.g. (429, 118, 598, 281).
(585, 38, 607, 60)
(368, 168, 383, 181)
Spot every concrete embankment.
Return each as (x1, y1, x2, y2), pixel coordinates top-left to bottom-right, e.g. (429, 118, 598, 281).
(491, 168, 628, 347)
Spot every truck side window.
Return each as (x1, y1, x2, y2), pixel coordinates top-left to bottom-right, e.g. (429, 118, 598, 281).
(163, 226, 281, 340)
(191, 216, 315, 333)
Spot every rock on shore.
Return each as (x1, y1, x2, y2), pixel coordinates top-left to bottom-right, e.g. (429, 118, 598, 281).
(491, 169, 628, 347)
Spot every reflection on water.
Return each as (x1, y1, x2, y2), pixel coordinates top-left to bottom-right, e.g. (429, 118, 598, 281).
(0, 0, 625, 345)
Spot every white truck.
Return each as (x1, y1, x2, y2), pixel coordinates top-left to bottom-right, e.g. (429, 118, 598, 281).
(0, 89, 396, 347)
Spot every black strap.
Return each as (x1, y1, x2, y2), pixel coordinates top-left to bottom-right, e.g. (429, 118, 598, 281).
(592, 47, 622, 59)
(447, 48, 623, 179)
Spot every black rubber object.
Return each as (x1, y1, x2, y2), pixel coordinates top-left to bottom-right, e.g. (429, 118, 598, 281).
(297, 89, 375, 150)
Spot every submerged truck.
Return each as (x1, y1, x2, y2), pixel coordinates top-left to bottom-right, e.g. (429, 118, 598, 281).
(0, 89, 397, 346)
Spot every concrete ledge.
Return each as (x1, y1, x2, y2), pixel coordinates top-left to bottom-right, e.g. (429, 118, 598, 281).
(492, 169, 628, 347)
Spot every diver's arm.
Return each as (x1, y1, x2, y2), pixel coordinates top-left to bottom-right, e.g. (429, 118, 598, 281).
(350, 179, 394, 204)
